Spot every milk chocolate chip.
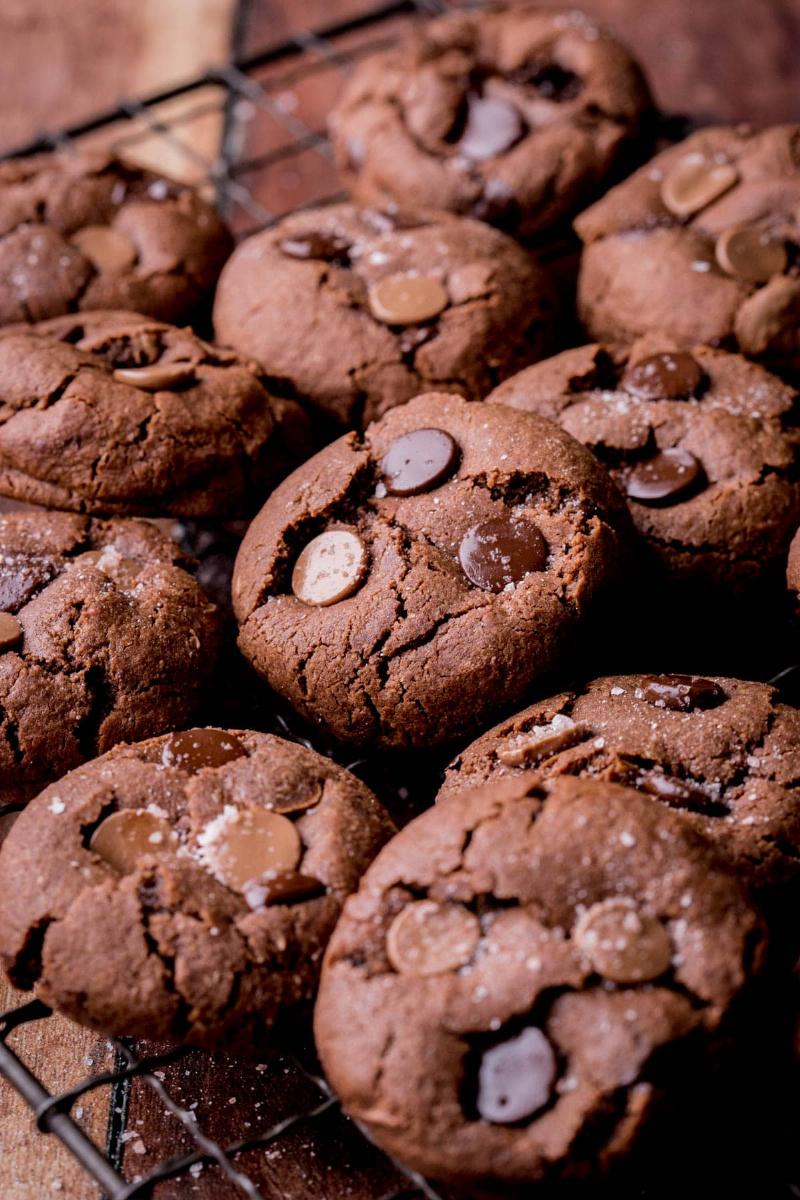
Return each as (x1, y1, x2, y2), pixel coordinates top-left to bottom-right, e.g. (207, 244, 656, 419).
(638, 674, 725, 712)
(0, 612, 23, 652)
(200, 807, 302, 892)
(477, 1027, 557, 1124)
(660, 156, 738, 219)
(369, 274, 448, 325)
(622, 352, 705, 401)
(292, 528, 368, 606)
(456, 94, 524, 161)
(386, 900, 480, 976)
(625, 448, 703, 505)
(573, 898, 673, 984)
(380, 428, 459, 496)
(715, 225, 788, 284)
(71, 225, 137, 274)
(459, 516, 547, 592)
(161, 729, 247, 773)
(113, 363, 195, 391)
(90, 809, 176, 875)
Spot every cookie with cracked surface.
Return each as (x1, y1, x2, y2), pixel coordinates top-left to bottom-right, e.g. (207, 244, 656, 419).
(0, 511, 221, 809)
(0, 150, 231, 327)
(314, 773, 766, 1188)
(487, 337, 800, 591)
(440, 673, 800, 896)
(0, 729, 394, 1049)
(212, 204, 557, 427)
(788, 527, 800, 614)
(232, 392, 633, 749)
(0, 311, 311, 517)
(576, 124, 800, 376)
(328, 6, 651, 242)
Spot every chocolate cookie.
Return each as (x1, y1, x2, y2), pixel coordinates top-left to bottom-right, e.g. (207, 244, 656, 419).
(440, 673, 800, 895)
(0, 150, 231, 326)
(487, 337, 800, 591)
(0, 729, 393, 1048)
(329, 6, 651, 242)
(232, 392, 632, 749)
(0, 311, 310, 517)
(576, 124, 800, 376)
(315, 773, 766, 1188)
(0, 511, 220, 808)
(212, 204, 557, 426)
(788, 527, 800, 613)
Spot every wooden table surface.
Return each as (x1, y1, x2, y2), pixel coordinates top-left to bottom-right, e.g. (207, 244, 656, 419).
(1, 2, 800, 1198)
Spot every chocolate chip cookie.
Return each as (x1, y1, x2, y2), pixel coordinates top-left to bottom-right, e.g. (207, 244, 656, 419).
(440, 673, 800, 895)
(0, 150, 231, 327)
(232, 392, 633, 749)
(0, 511, 220, 808)
(315, 773, 766, 1188)
(0, 311, 310, 516)
(487, 338, 800, 591)
(329, 6, 652, 242)
(788, 527, 800, 612)
(213, 204, 557, 426)
(576, 124, 800, 376)
(0, 729, 393, 1048)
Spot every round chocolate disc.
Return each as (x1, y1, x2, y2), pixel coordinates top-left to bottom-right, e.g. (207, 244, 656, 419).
(456, 94, 525, 162)
(292, 528, 368, 606)
(380, 428, 459, 496)
(660, 156, 738, 219)
(477, 1027, 557, 1124)
(715, 225, 788, 284)
(278, 232, 351, 263)
(385, 900, 480, 976)
(622, 352, 705, 401)
(625, 448, 703, 505)
(113, 363, 195, 391)
(90, 809, 176, 875)
(369, 274, 448, 325)
(0, 611, 23, 653)
(638, 674, 726, 712)
(573, 898, 673, 984)
(459, 516, 547, 592)
(71, 225, 137, 274)
(161, 729, 247, 773)
(200, 806, 302, 892)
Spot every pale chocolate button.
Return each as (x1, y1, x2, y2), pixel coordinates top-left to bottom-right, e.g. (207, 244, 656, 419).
(161, 729, 247, 773)
(386, 900, 480, 975)
(292, 529, 368, 606)
(625, 448, 703, 505)
(622, 352, 705, 401)
(459, 516, 547, 592)
(381, 428, 459, 496)
(112, 363, 195, 391)
(497, 715, 588, 768)
(715, 225, 788, 284)
(573, 898, 673, 984)
(71, 225, 137, 274)
(201, 807, 301, 892)
(660, 156, 738, 219)
(457, 94, 524, 162)
(477, 1027, 557, 1124)
(0, 611, 23, 652)
(90, 809, 176, 875)
(369, 274, 448, 326)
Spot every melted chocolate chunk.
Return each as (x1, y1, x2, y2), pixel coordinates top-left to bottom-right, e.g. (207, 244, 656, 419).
(638, 675, 726, 712)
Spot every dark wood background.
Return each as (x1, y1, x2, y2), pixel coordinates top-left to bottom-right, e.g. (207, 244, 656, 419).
(0, 2, 799, 1198)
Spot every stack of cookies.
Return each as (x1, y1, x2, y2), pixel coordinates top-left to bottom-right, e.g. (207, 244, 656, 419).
(0, 6, 798, 1193)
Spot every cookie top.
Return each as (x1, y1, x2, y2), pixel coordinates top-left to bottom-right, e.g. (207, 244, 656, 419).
(0, 729, 393, 1048)
(788, 528, 800, 607)
(329, 6, 651, 242)
(576, 125, 800, 372)
(0, 150, 231, 326)
(487, 337, 800, 589)
(440, 673, 800, 893)
(0, 311, 310, 517)
(0, 511, 220, 807)
(315, 773, 765, 1186)
(232, 392, 632, 749)
(212, 204, 556, 426)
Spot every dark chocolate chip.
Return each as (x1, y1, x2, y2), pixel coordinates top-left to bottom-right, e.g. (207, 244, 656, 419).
(625, 448, 704, 505)
(638, 675, 726, 712)
(381, 428, 459, 496)
(278, 232, 351, 266)
(459, 516, 547, 592)
(622, 353, 706, 401)
(457, 94, 524, 161)
(477, 1027, 557, 1124)
(162, 729, 247, 773)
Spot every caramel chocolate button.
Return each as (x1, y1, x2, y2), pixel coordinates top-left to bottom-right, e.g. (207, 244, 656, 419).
(457, 95, 524, 162)
(477, 1027, 557, 1125)
(498, 714, 588, 768)
(71, 225, 137, 273)
(278, 232, 351, 263)
(573, 898, 673, 984)
(202, 807, 301, 892)
(380, 428, 459, 496)
(715, 225, 788, 283)
(113, 363, 195, 391)
(660, 155, 738, 218)
(369, 274, 448, 326)
(637, 769, 721, 815)
(0, 611, 23, 652)
(90, 809, 176, 875)
(622, 352, 705, 401)
(292, 529, 368, 606)
(625, 448, 703, 506)
(243, 870, 326, 911)
(386, 900, 480, 976)
(162, 729, 247, 773)
(638, 674, 726, 712)
(459, 516, 547, 592)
